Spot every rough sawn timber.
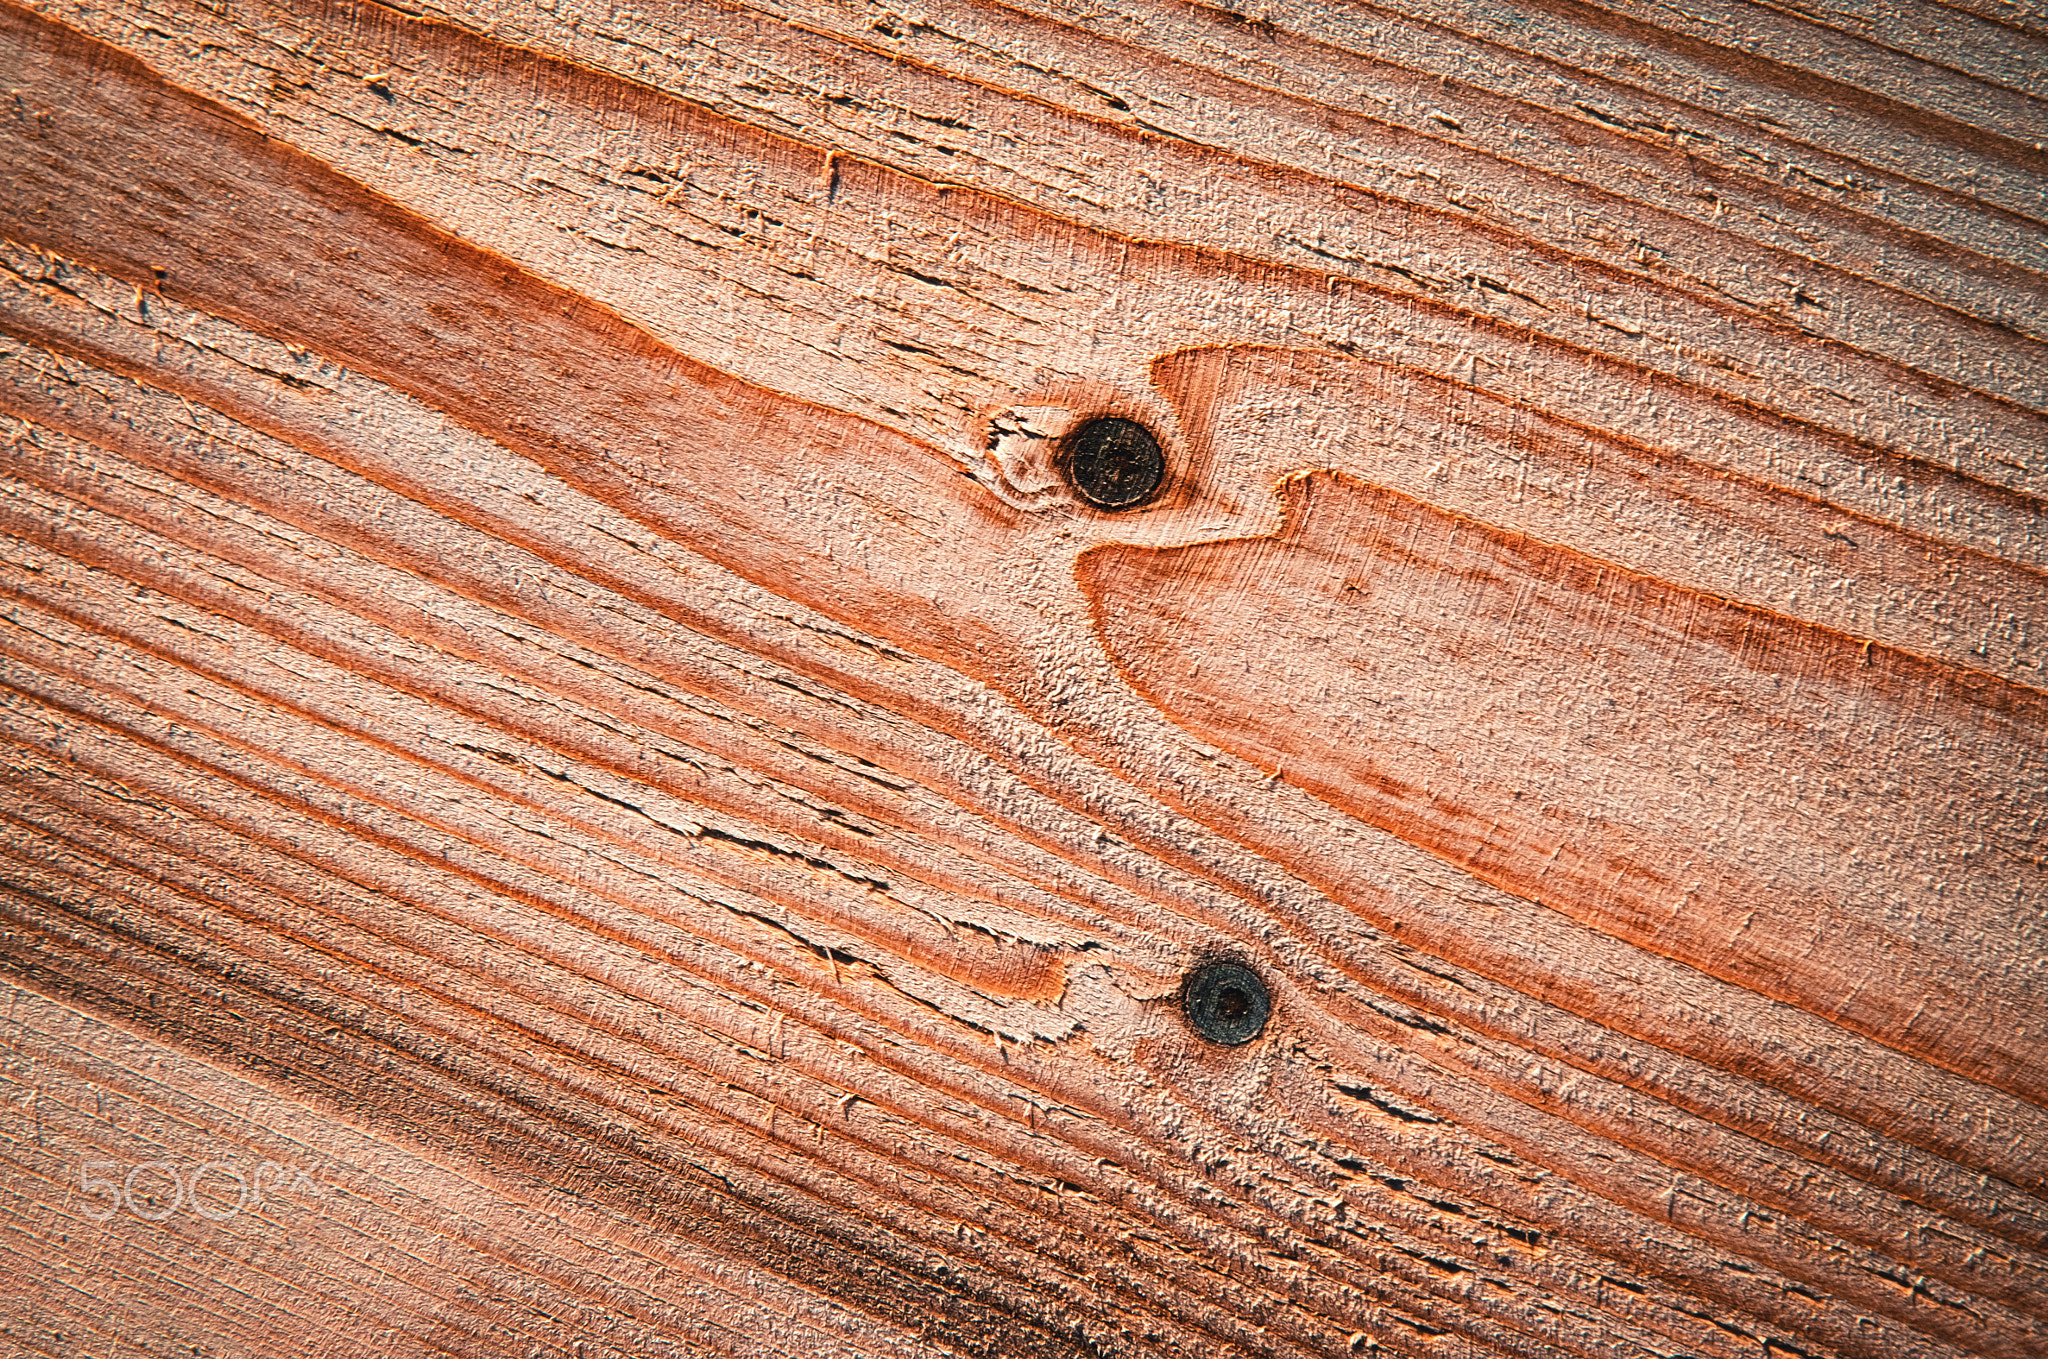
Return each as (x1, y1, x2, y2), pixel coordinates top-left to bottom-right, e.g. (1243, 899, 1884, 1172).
(0, 0, 2043, 1356)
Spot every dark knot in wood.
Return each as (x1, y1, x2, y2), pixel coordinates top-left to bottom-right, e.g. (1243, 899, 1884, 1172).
(1063, 416, 1165, 510)
(1182, 961, 1270, 1045)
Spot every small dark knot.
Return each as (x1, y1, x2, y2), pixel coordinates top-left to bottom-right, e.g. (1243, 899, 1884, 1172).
(1182, 960, 1270, 1045)
(1063, 416, 1165, 510)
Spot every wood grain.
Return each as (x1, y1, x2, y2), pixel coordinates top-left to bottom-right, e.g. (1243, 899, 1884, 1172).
(0, 0, 2043, 1355)
(1082, 471, 2045, 1097)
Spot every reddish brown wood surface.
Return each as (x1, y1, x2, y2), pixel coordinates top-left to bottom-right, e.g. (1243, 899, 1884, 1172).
(1084, 471, 2045, 1098)
(0, 0, 2043, 1355)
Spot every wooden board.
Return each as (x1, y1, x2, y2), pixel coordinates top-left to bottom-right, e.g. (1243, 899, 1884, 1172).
(0, 0, 2043, 1354)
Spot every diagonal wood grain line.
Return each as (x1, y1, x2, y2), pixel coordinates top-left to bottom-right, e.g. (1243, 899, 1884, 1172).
(2, 980, 968, 1359)
(744, 0, 2048, 345)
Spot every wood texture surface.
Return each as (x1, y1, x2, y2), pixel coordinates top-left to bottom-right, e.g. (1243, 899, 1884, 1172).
(0, 0, 2042, 1355)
